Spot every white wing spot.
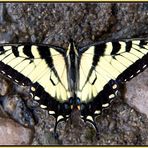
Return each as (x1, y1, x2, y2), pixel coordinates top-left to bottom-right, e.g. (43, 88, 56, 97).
(115, 90, 119, 95)
(14, 79, 19, 83)
(112, 84, 117, 89)
(34, 96, 40, 100)
(40, 104, 47, 109)
(143, 64, 147, 69)
(80, 115, 84, 118)
(49, 110, 55, 114)
(94, 110, 101, 114)
(86, 115, 94, 122)
(109, 94, 115, 99)
(7, 75, 12, 78)
(1, 71, 5, 74)
(57, 115, 64, 122)
(130, 75, 134, 79)
(102, 103, 109, 108)
(136, 70, 140, 74)
(31, 87, 36, 92)
(30, 93, 33, 98)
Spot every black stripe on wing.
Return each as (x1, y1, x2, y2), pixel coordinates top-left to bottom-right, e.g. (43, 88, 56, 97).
(12, 46, 19, 57)
(23, 45, 34, 59)
(37, 46, 54, 67)
(111, 42, 121, 54)
(117, 53, 148, 83)
(92, 44, 106, 66)
(0, 60, 31, 85)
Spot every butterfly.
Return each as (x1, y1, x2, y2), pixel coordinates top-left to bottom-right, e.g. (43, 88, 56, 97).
(0, 38, 147, 136)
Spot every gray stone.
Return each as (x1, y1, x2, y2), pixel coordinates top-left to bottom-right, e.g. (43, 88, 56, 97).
(125, 69, 148, 118)
(0, 117, 33, 145)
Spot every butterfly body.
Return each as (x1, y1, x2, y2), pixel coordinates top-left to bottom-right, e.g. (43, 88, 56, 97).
(0, 39, 147, 135)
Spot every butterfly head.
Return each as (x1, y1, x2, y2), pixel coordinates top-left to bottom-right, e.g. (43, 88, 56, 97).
(67, 39, 78, 56)
(69, 96, 81, 111)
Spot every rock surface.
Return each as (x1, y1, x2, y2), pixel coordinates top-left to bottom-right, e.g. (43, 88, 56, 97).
(125, 69, 148, 118)
(0, 117, 33, 145)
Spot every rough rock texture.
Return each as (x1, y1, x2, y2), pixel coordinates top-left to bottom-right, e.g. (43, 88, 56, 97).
(2, 94, 35, 127)
(125, 69, 148, 118)
(0, 3, 147, 145)
(0, 117, 33, 145)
